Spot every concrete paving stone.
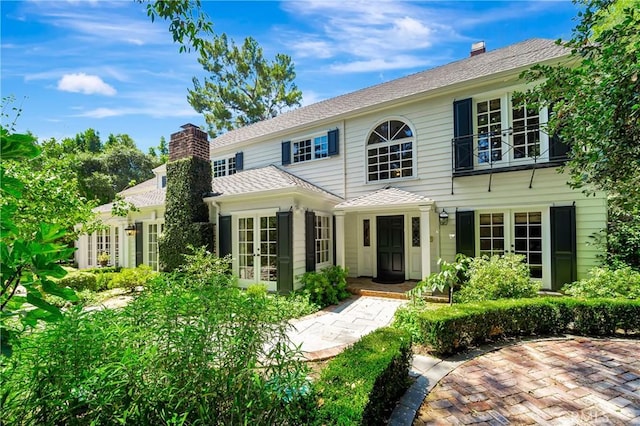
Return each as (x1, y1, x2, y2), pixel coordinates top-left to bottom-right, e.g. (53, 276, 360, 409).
(609, 395, 632, 408)
(412, 355, 442, 374)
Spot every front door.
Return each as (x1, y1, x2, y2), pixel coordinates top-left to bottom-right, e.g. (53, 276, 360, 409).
(237, 215, 278, 287)
(376, 215, 405, 283)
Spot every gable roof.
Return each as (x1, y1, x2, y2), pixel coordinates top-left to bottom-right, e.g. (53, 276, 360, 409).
(209, 165, 341, 200)
(335, 187, 433, 211)
(211, 38, 568, 150)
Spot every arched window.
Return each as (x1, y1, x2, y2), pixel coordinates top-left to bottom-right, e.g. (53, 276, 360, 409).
(367, 119, 414, 182)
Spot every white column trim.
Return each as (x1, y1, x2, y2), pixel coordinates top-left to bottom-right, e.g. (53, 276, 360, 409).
(419, 206, 432, 278)
(335, 211, 346, 268)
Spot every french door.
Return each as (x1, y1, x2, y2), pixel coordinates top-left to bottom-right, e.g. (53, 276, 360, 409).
(237, 215, 278, 285)
(478, 210, 545, 280)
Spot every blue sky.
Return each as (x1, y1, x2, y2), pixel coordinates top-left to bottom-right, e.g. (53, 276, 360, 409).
(1, 0, 580, 153)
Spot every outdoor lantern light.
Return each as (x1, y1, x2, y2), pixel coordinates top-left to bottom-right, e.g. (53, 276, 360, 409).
(125, 224, 136, 236)
(439, 209, 449, 226)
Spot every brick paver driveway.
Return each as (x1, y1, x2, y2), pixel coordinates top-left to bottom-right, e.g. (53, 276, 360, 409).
(414, 338, 640, 425)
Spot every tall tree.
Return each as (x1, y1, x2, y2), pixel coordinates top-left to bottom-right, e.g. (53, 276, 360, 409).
(188, 34, 302, 136)
(522, 0, 639, 267)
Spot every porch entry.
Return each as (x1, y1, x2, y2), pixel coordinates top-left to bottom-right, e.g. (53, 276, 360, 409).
(375, 215, 405, 284)
(237, 215, 277, 286)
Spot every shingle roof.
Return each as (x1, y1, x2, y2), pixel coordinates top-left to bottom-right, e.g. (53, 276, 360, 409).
(210, 165, 341, 200)
(211, 38, 568, 150)
(335, 187, 433, 210)
(94, 188, 166, 213)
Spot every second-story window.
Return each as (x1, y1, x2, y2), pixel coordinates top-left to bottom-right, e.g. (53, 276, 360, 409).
(213, 156, 239, 177)
(473, 94, 545, 167)
(293, 135, 328, 163)
(367, 119, 414, 182)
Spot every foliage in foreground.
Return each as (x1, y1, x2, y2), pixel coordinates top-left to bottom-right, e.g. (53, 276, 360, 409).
(394, 297, 640, 355)
(312, 327, 412, 426)
(455, 254, 540, 303)
(1, 274, 312, 425)
(562, 266, 640, 299)
(299, 265, 350, 308)
(1, 125, 78, 358)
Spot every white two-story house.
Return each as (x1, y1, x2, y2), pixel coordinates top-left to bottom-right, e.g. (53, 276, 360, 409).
(77, 38, 606, 293)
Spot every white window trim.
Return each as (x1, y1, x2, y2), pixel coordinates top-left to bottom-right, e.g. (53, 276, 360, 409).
(364, 117, 417, 184)
(473, 90, 550, 169)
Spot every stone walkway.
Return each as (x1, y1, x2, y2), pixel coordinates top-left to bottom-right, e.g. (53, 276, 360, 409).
(287, 295, 406, 360)
(408, 337, 640, 425)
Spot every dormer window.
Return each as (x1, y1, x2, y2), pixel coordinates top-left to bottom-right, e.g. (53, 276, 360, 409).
(213, 152, 243, 177)
(161, 175, 167, 188)
(366, 119, 414, 182)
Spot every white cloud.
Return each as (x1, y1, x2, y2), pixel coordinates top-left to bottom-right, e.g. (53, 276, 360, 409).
(280, 1, 458, 73)
(57, 73, 116, 95)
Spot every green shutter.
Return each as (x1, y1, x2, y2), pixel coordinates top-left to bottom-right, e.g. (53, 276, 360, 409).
(453, 98, 474, 171)
(282, 141, 291, 165)
(235, 151, 244, 171)
(305, 211, 316, 272)
(277, 211, 293, 294)
(550, 206, 577, 291)
(219, 215, 232, 257)
(135, 222, 143, 266)
(456, 211, 475, 257)
(328, 129, 339, 156)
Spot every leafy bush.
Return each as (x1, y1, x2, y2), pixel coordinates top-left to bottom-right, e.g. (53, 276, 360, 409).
(107, 265, 157, 291)
(300, 265, 350, 308)
(409, 255, 470, 301)
(58, 271, 97, 292)
(562, 266, 640, 299)
(312, 327, 412, 425)
(178, 245, 233, 287)
(394, 297, 640, 355)
(269, 292, 320, 320)
(455, 254, 540, 303)
(2, 274, 311, 425)
(246, 283, 268, 298)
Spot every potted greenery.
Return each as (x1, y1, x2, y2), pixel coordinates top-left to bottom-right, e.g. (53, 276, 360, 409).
(97, 252, 110, 267)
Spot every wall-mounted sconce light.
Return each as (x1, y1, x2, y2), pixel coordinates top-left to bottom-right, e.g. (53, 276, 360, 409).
(125, 224, 136, 236)
(439, 209, 449, 226)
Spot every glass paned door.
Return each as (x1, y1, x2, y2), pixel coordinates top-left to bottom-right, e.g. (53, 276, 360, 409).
(514, 212, 543, 278)
(238, 215, 277, 284)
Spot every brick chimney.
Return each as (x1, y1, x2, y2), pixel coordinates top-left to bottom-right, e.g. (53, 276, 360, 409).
(470, 41, 486, 57)
(169, 123, 209, 162)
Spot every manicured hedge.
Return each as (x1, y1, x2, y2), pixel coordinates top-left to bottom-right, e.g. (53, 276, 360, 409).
(394, 297, 640, 356)
(312, 327, 412, 425)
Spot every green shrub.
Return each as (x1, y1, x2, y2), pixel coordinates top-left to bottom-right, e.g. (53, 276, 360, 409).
(409, 255, 470, 301)
(58, 271, 97, 292)
(94, 272, 116, 291)
(455, 254, 540, 303)
(107, 265, 157, 291)
(270, 292, 320, 320)
(562, 266, 640, 299)
(300, 265, 350, 308)
(394, 297, 640, 355)
(312, 327, 412, 425)
(2, 274, 311, 425)
(246, 283, 268, 298)
(178, 245, 233, 287)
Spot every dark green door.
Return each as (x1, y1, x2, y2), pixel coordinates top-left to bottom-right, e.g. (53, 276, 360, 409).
(376, 215, 405, 284)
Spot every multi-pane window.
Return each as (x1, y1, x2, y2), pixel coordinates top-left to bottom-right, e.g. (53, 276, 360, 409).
(367, 120, 414, 182)
(114, 229, 119, 266)
(363, 219, 370, 247)
(87, 234, 93, 266)
(260, 216, 278, 282)
(315, 215, 330, 265)
(474, 94, 546, 167)
(292, 135, 329, 163)
(213, 159, 226, 177)
(479, 213, 505, 256)
(213, 157, 237, 177)
(293, 139, 312, 163)
(514, 212, 543, 279)
(476, 98, 503, 164)
(148, 224, 158, 271)
(411, 217, 420, 247)
(228, 157, 237, 175)
(512, 101, 540, 159)
(477, 211, 543, 279)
